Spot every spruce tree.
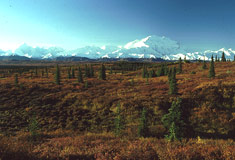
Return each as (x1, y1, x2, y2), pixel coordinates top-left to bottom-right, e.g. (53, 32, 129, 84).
(45, 67, 48, 78)
(90, 65, 94, 77)
(161, 98, 185, 141)
(15, 74, 18, 86)
(160, 64, 164, 76)
(78, 66, 83, 83)
(28, 113, 39, 141)
(35, 67, 38, 77)
(234, 55, 235, 62)
(67, 68, 71, 79)
(99, 64, 106, 80)
(109, 66, 113, 74)
(168, 67, 178, 95)
(208, 55, 215, 78)
(221, 52, 226, 62)
(215, 55, 218, 62)
(178, 57, 182, 74)
(71, 68, 75, 78)
(85, 64, 90, 78)
(202, 59, 207, 69)
(138, 107, 148, 137)
(55, 64, 60, 85)
(114, 102, 124, 136)
(142, 65, 147, 78)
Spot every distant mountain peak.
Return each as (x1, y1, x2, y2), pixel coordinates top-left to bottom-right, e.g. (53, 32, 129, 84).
(0, 35, 234, 60)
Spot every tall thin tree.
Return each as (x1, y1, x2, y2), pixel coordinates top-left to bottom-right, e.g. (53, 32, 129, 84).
(99, 64, 106, 80)
(78, 66, 83, 83)
(55, 64, 60, 85)
(161, 98, 185, 141)
(178, 57, 182, 73)
(208, 55, 215, 78)
(221, 52, 226, 62)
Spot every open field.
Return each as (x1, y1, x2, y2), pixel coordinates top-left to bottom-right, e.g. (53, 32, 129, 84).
(0, 60, 234, 159)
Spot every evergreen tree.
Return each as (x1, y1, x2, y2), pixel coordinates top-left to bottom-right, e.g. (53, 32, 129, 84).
(168, 67, 178, 95)
(142, 65, 147, 78)
(149, 69, 156, 78)
(184, 55, 187, 63)
(55, 64, 60, 85)
(215, 55, 218, 62)
(90, 65, 94, 77)
(85, 64, 91, 78)
(160, 64, 165, 76)
(84, 81, 88, 89)
(109, 66, 113, 74)
(178, 57, 182, 74)
(71, 68, 75, 78)
(208, 55, 215, 78)
(78, 66, 83, 83)
(14, 74, 18, 86)
(67, 68, 71, 79)
(35, 67, 38, 76)
(234, 55, 235, 62)
(28, 113, 39, 141)
(161, 98, 185, 141)
(164, 63, 168, 75)
(45, 67, 48, 78)
(99, 64, 106, 80)
(138, 107, 148, 137)
(114, 102, 124, 136)
(202, 58, 207, 69)
(221, 52, 226, 62)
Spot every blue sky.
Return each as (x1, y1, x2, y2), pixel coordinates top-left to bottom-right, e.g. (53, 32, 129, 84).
(0, 0, 235, 51)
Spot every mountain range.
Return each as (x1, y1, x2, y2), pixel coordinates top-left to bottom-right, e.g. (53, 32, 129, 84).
(0, 35, 234, 61)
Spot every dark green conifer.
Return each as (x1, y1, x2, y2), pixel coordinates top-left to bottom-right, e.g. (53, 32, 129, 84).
(78, 66, 83, 83)
(14, 74, 18, 86)
(114, 102, 124, 136)
(138, 107, 148, 137)
(71, 68, 75, 78)
(99, 64, 106, 80)
(168, 67, 178, 95)
(202, 58, 207, 69)
(85, 64, 91, 78)
(35, 67, 38, 76)
(161, 98, 185, 141)
(149, 69, 156, 78)
(221, 52, 226, 62)
(215, 55, 218, 62)
(164, 63, 168, 75)
(178, 57, 182, 73)
(208, 55, 215, 78)
(28, 113, 39, 141)
(109, 66, 113, 74)
(142, 65, 147, 78)
(55, 64, 60, 85)
(67, 68, 71, 79)
(84, 81, 88, 89)
(45, 67, 48, 78)
(90, 65, 94, 77)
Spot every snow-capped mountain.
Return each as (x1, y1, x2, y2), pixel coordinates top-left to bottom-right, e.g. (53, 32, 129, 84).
(0, 35, 234, 60)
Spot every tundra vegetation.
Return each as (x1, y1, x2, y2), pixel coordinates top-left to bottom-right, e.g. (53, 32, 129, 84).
(0, 58, 234, 160)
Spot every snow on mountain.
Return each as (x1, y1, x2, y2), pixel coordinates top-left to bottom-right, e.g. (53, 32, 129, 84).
(124, 36, 150, 49)
(0, 35, 234, 60)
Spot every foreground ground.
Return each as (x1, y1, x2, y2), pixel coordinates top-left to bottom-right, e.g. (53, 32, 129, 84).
(0, 60, 234, 159)
(0, 131, 234, 160)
